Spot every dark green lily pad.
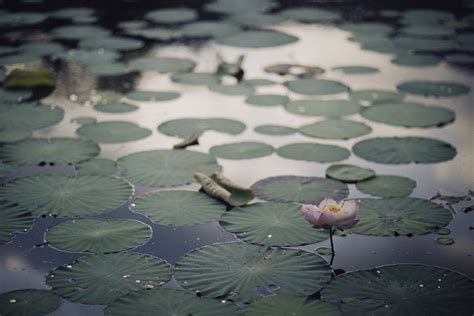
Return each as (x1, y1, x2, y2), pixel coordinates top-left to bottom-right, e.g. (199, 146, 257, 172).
(391, 53, 442, 66)
(175, 242, 332, 303)
(47, 253, 173, 304)
(0, 89, 31, 103)
(435, 237, 455, 245)
(254, 125, 297, 135)
(181, 21, 240, 38)
(75, 159, 117, 176)
(19, 41, 65, 56)
(94, 102, 138, 113)
(251, 175, 349, 204)
(125, 91, 180, 102)
(349, 89, 404, 104)
(229, 13, 287, 27)
(0, 201, 34, 245)
(79, 36, 144, 51)
(126, 27, 177, 41)
(393, 36, 457, 52)
(0, 163, 15, 177)
(0, 175, 133, 217)
(246, 295, 340, 316)
(0, 129, 31, 143)
(52, 25, 111, 39)
(0, 138, 100, 166)
(276, 143, 350, 163)
(0, 53, 40, 65)
(208, 83, 255, 96)
(220, 202, 328, 246)
(0, 12, 47, 26)
(245, 94, 289, 106)
(353, 137, 457, 164)
(0, 103, 63, 130)
(52, 7, 94, 19)
(0, 289, 61, 316)
(210, 142, 274, 160)
(279, 7, 340, 22)
(244, 78, 277, 86)
(402, 9, 454, 24)
(446, 54, 474, 67)
(170, 72, 221, 86)
(145, 8, 197, 24)
(285, 99, 361, 117)
(46, 218, 151, 253)
(129, 57, 195, 73)
(350, 198, 452, 236)
(88, 63, 132, 76)
(332, 66, 379, 74)
(204, 0, 273, 14)
(131, 190, 226, 226)
(77, 121, 152, 143)
(321, 264, 474, 315)
(158, 118, 245, 138)
(356, 175, 416, 198)
(326, 164, 375, 183)
(285, 79, 349, 95)
(299, 120, 372, 139)
(401, 25, 455, 38)
(397, 80, 471, 97)
(216, 30, 298, 48)
(52, 49, 119, 66)
(340, 22, 392, 35)
(118, 149, 221, 187)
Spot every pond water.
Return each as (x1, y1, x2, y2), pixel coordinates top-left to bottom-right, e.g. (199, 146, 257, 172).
(0, 0, 473, 315)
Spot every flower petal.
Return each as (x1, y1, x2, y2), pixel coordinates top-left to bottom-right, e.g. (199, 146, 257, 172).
(301, 204, 322, 227)
(318, 198, 338, 210)
(341, 199, 358, 214)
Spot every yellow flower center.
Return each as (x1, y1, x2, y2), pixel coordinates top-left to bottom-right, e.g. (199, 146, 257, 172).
(324, 204, 341, 213)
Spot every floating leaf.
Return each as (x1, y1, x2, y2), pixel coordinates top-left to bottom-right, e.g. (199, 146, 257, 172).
(279, 7, 340, 22)
(204, 0, 274, 14)
(208, 83, 255, 96)
(88, 63, 132, 76)
(0, 175, 132, 217)
(401, 25, 455, 38)
(0, 201, 34, 245)
(0, 103, 64, 130)
(146, 8, 197, 24)
(216, 30, 298, 48)
(397, 80, 470, 97)
(173, 131, 202, 149)
(170, 72, 220, 86)
(47, 253, 173, 304)
(194, 172, 254, 206)
(181, 21, 240, 38)
(125, 91, 180, 102)
(349, 89, 404, 104)
(391, 53, 442, 67)
(75, 159, 117, 176)
(244, 78, 277, 86)
(254, 125, 296, 135)
(5, 69, 55, 89)
(435, 227, 451, 235)
(430, 190, 471, 204)
(79, 36, 144, 51)
(285, 79, 349, 95)
(326, 164, 375, 183)
(129, 57, 195, 73)
(446, 54, 474, 67)
(210, 142, 274, 160)
(229, 13, 287, 27)
(95, 102, 138, 113)
(435, 237, 455, 245)
(353, 137, 456, 164)
(402, 9, 454, 24)
(77, 121, 152, 143)
(276, 143, 350, 163)
(339, 22, 392, 35)
(52, 49, 119, 66)
(52, 25, 111, 39)
(245, 94, 289, 106)
(175, 242, 332, 303)
(0, 129, 31, 143)
(71, 117, 96, 126)
(264, 63, 325, 77)
(0, 289, 61, 316)
(392, 37, 456, 53)
(46, 218, 151, 253)
(299, 120, 372, 139)
(252, 175, 349, 204)
(356, 175, 416, 197)
(285, 99, 361, 117)
(246, 295, 340, 316)
(332, 66, 379, 74)
(0, 89, 31, 103)
(0, 53, 39, 65)
(158, 118, 245, 138)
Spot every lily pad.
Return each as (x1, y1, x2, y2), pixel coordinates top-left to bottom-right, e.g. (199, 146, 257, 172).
(0, 12, 47, 26)
(118, 149, 221, 187)
(0, 53, 40, 65)
(350, 198, 452, 236)
(246, 295, 340, 316)
(396, 80, 470, 97)
(0, 89, 31, 103)
(285, 99, 361, 117)
(392, 36, 456, 52)
(208, 83, 255, 96)
(332, 66, 379, 74)
(195, 172, 255, 206)
(276, 143, 350, 163)
(322, 264, 474, 315)
(299, 120, 372, 139)
(265, 63, 325, 77)
(0, 201, 34, 245)
(254, 125, 297, 135)
(0, 129, 31, 143)
(204, 0, 274, 14)
(391, 53, 442, 66)
(326, 164, 375, 183)
(245, 94, 289, 106)
(0, 138, 100, 166)
(401, 25, 455, 38)
(210, 142, 274, 160)
(220, 202, 328, 246)
(170, 72, 221, 86)
(0, 103, 64, 130)
(435, 237, 455, 245)
(216, 30, 298, 48)
(46, 218, 151, 253)
(0, 289, 61, 316)
(353, 137, 457, 164)
(4, 69, 55, 89)
(79, 36, 144, 51)
(229, 13, 287, 27)
(285, 79, 349, 95)
(340, 22, 392, 35)
(145, 8, 197, 24)
(181, 21, 240, 38)
(356, 175, 416, 197)
(158, 118, 245, 138)
(349, 89, 404, 104)
(132, 190, 225, 226)
(71, 117, 96, 126)
(52, 49, 119, 66)
(77, 121, 152, 143)
(175, 242, 332, 303)
(0, 175, 133, 217)
(402, 9, 454, 24)
(47, 252, 173, 304)
(279, 7, 340, 22)
(244, 78, 277, 86)
(251, 175, 349, 204)
(19, 41, 65, 56)
(75, 159, 117, 176)
(129, 57, 195, 73)
(88, 63, 132, 76)
(52, 25, 111, 39)
(315, 247, 333, 256)
(361, 102, 454, 128)
(125, 91, 180, 102)
(446, 54, 474, 67)
(95, 102, 138, 113)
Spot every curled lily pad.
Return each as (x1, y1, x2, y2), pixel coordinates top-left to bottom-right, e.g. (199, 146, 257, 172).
(77, 121, 152, 143)
(315, 247, 333, 255)
(95, 102, 138, 113)
(0, 289, 61, 316)
(397, 80, 470, 97)
(47, 253, 173, 304)
(216, 30, 298, 48)
(210, 142, 274, 160)
(220, 202, 328, 246)
(0, 103, 64, 130)
(353, 137, 456, 164)
(208, 83, 255, 96)
(254, 125, 296, 135)
(175, 242, 332, 303)
(173, 131, 202, 149)
(129, 57, 195, 73)
(125, 91, 180, 102)
(356, 175, 416, 198)
(349, 89, 404, 104)
(251, 175, 349, 204)
(194, 172, 254, 206)
(118, 149, 221, 187)
(285, 79, 349, 95)
(435, 237, 455, 245)
(276, 143, 350, 163)
(322, 264, 474, 315)
(285, 99, 361, 117)
(79, 36, 144, 51)
(279, 7, 340, 22)
(170, 72, 220, 86)
(75, 159, 117, 176)
(0, 138, 100, 166)
(246, 295, 340, 316)
(0, 175, 133, 217)
(299, 120, 372, 139)
(131, 190, 225, 226)
(0, 201, 34, 245)
(146, 8, 197, 24)
(245, 94, 289, 106)
(158, 118, 245, 138)
(181, 21, 240, 38)
(332, 66, 379, 74)
(46, 218, 151, 253)
(326, 164, 375, 183)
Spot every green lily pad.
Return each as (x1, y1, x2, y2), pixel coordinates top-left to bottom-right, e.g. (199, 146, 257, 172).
(0, 201, 34, 245)
(0, 163, 15, 177)
(95, 102, 138, 113)
(332, 66, 379, 74)
(0, 175, 133, 217)
(245, 94, 289, 106)
(340, 22, 392, 35)
(131, 190, 226, 225)
(125, 91, 180, 102)
(353, 137, 457, 164)
(204, 0, 273, 14)
(0, 103, 64, 130)
(299, 120, 372, 139)
(391, 53, 442, 66)
(350, 198, 452, 236)
(401, 25, 455, 38)
(0, 138, 100, 166)
(118, 149, 221, 187)
(52, 25, 111, 39)
(220, 202, 328, 246)
(361, 102, 455, 127)
(326, 164, 375, 183)
(285, 79, 349, 95)
(210, 142, 274, 160)
(77, 121, 152, 143)
(244, 78, 277, 86)
(0, 289, 61, 316)
(435, 227, 451, 235)
(209, 83, 255, 96)
(254, 125, 297, 135)
(170, 72, 221, 86)
(279, 7, 340, 22)
(251, 175, 349, 204)
(0, 129, 31, 143)
(175, 242, 332, 303)
(435, 237, 455, 245)
(129, 57, 195, 73)
(246, 295, 340, 316)
(47, 252, 173, 304)
(19, 41, 65, 56)
(71, 117, 96, 126)
(52, 7, 94, 19)
(349, 89, 404, 104)
(446, 54, 474, 67)
(195, 172, 255, 206)
(216, 30, 298, 48)
(146, 8, 197, 24)
(181, 21, 240, 38)
(104, 288, 242, 316)
(276, 143, 350, 163)
(0, 89, 31, 103)
(356, 175, 416, 197)
(229, 13, 287, 27)
(126, 27, 177, 41)
(52, 49, 119, 66)
(0, 12, 47, 26)
(402, 9, 454, 24)
(397, 80, 470, 97)
(46, 218, 151, 253)
(393, 37, 456, 52)
(285, 99, 361, 117)
(321, 264, 474, 315)
(158, 118, 245, 138)
(79, 36, 144, 51)
(75, 158, 117, 176)
(0, 53, 40, 65)
(88, 63, 132, 76)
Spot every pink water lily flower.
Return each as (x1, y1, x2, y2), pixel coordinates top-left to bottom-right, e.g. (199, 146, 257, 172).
(302, 198, 359, 230)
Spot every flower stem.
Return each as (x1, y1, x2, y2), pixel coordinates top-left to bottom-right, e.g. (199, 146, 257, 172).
(329, 227, 335, 266)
